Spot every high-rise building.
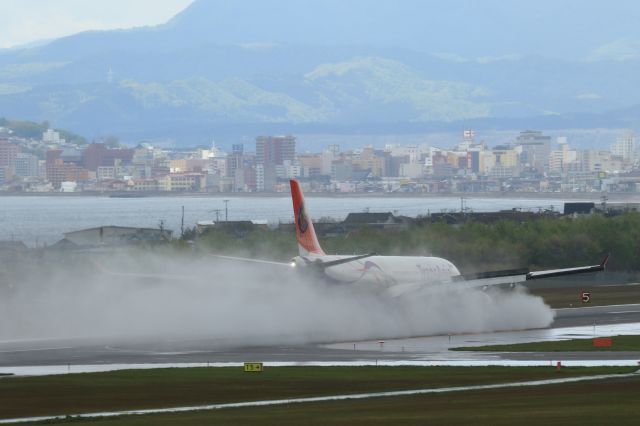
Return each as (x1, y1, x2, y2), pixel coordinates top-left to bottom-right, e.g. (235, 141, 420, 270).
(0, 166, 8, 184)
(46, 149, 87, 189)
(516, 130, 551, 173)
(611, 132, 636, 162)
(466, 150, 481, 173)
(352, 147, 386, 177)
(255, 135, 296, 191)
(548, 137, 578, 173)
(255, 135, 296, 167)
(326, 144, 340, 155)
(14, 153, 39, 177)
(42, 129, 65, 144)
(0, 138, 19, 168)
(83, 143, 134, 171)
(490, 145, 519, 177)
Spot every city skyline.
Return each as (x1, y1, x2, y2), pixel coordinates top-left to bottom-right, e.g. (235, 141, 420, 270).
(1, 124, 637, 194)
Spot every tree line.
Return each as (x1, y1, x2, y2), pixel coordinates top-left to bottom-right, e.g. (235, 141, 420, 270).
(190, 213, 640, 272)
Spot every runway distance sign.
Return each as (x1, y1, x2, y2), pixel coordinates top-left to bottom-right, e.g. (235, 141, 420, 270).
(244, 362, 264, 372)
(581, 291, 591, 303)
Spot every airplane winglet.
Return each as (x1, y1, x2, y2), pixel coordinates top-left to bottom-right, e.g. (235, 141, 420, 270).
(601, 254, 610, 269)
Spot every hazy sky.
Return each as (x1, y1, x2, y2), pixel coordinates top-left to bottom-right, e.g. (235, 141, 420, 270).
(0, 0, 193, 48)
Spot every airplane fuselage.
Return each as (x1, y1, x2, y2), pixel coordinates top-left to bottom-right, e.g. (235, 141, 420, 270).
(293, 254, 460, 289)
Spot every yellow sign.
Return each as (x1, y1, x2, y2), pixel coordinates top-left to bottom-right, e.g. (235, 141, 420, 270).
(244, 362, 264, 372)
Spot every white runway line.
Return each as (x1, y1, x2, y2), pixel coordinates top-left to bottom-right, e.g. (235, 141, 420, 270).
(1, 370, 638, 424)
(0, 347, 74, 354)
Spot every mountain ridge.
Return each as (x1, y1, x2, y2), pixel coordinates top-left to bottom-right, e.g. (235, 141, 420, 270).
(1, 0, 639, 145)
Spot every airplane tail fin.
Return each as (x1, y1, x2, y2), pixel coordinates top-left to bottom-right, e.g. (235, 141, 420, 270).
(290, 179, 325, 256)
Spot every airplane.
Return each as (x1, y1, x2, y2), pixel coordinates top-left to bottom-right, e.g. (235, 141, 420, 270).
(213, 179, 608, 297)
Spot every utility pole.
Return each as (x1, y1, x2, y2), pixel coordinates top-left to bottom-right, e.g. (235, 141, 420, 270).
(223, 199, 230, 222)
(180, 205, 185, 238)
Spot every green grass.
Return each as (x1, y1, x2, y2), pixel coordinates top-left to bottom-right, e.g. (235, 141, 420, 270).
(452, 334, 640, 352)
(530, 284, 640, 308)
(0, 366, 634, 421)
(27, 370, 640, 425)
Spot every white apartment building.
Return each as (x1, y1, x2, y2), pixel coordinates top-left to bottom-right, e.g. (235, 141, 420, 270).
(611, 132, 636, 162)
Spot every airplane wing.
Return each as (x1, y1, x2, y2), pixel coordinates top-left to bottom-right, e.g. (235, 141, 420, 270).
(452, 255, 609, 290)
(91, 254, 293, 281)
(210, 254, 294, 268)
(91, 258, 201, 281)
(91, 253, 377, 281)
(388, 256, 608, 298)
(210, 253, 377, 270)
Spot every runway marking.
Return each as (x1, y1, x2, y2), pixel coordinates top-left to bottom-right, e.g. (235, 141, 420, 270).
(104, 346, 211, 356)
(556, 303, 640, 313)
(1, 371, 638, 424)
(0, 347, 74, 354)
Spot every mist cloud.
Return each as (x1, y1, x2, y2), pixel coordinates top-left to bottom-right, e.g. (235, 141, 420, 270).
(1, 250, 554, 344)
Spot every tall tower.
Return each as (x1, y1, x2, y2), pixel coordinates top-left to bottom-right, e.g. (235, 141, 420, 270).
(256, 135, 296, 166)
(611, 132, 636, 162)
(516, 130, 551, 173)
(255, 135, 296, 191)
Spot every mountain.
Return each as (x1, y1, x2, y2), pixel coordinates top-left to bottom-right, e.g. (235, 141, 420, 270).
(1, 0, 640, 146)
(164, 0, 640, 60)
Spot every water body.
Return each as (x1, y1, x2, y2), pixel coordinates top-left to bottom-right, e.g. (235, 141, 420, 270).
(0, 195, 572, 246)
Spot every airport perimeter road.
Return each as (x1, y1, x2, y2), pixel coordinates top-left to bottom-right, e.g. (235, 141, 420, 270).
(1, 304, 639, 369)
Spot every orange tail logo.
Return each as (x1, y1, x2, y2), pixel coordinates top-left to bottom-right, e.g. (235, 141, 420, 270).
(290, 180, 325, 256)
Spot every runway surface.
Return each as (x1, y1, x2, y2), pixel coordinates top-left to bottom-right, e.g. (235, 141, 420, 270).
(1, 304, 640, 373)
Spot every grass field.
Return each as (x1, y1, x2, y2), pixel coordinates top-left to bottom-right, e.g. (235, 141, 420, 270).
(0, 366, 635, 422)
(38, 375, 640, 425)
(530, 283, 640, 308)
(452, 334, 640, 352)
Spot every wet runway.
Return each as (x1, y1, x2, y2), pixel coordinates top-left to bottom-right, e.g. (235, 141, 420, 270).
(1, 304, 640, 373)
